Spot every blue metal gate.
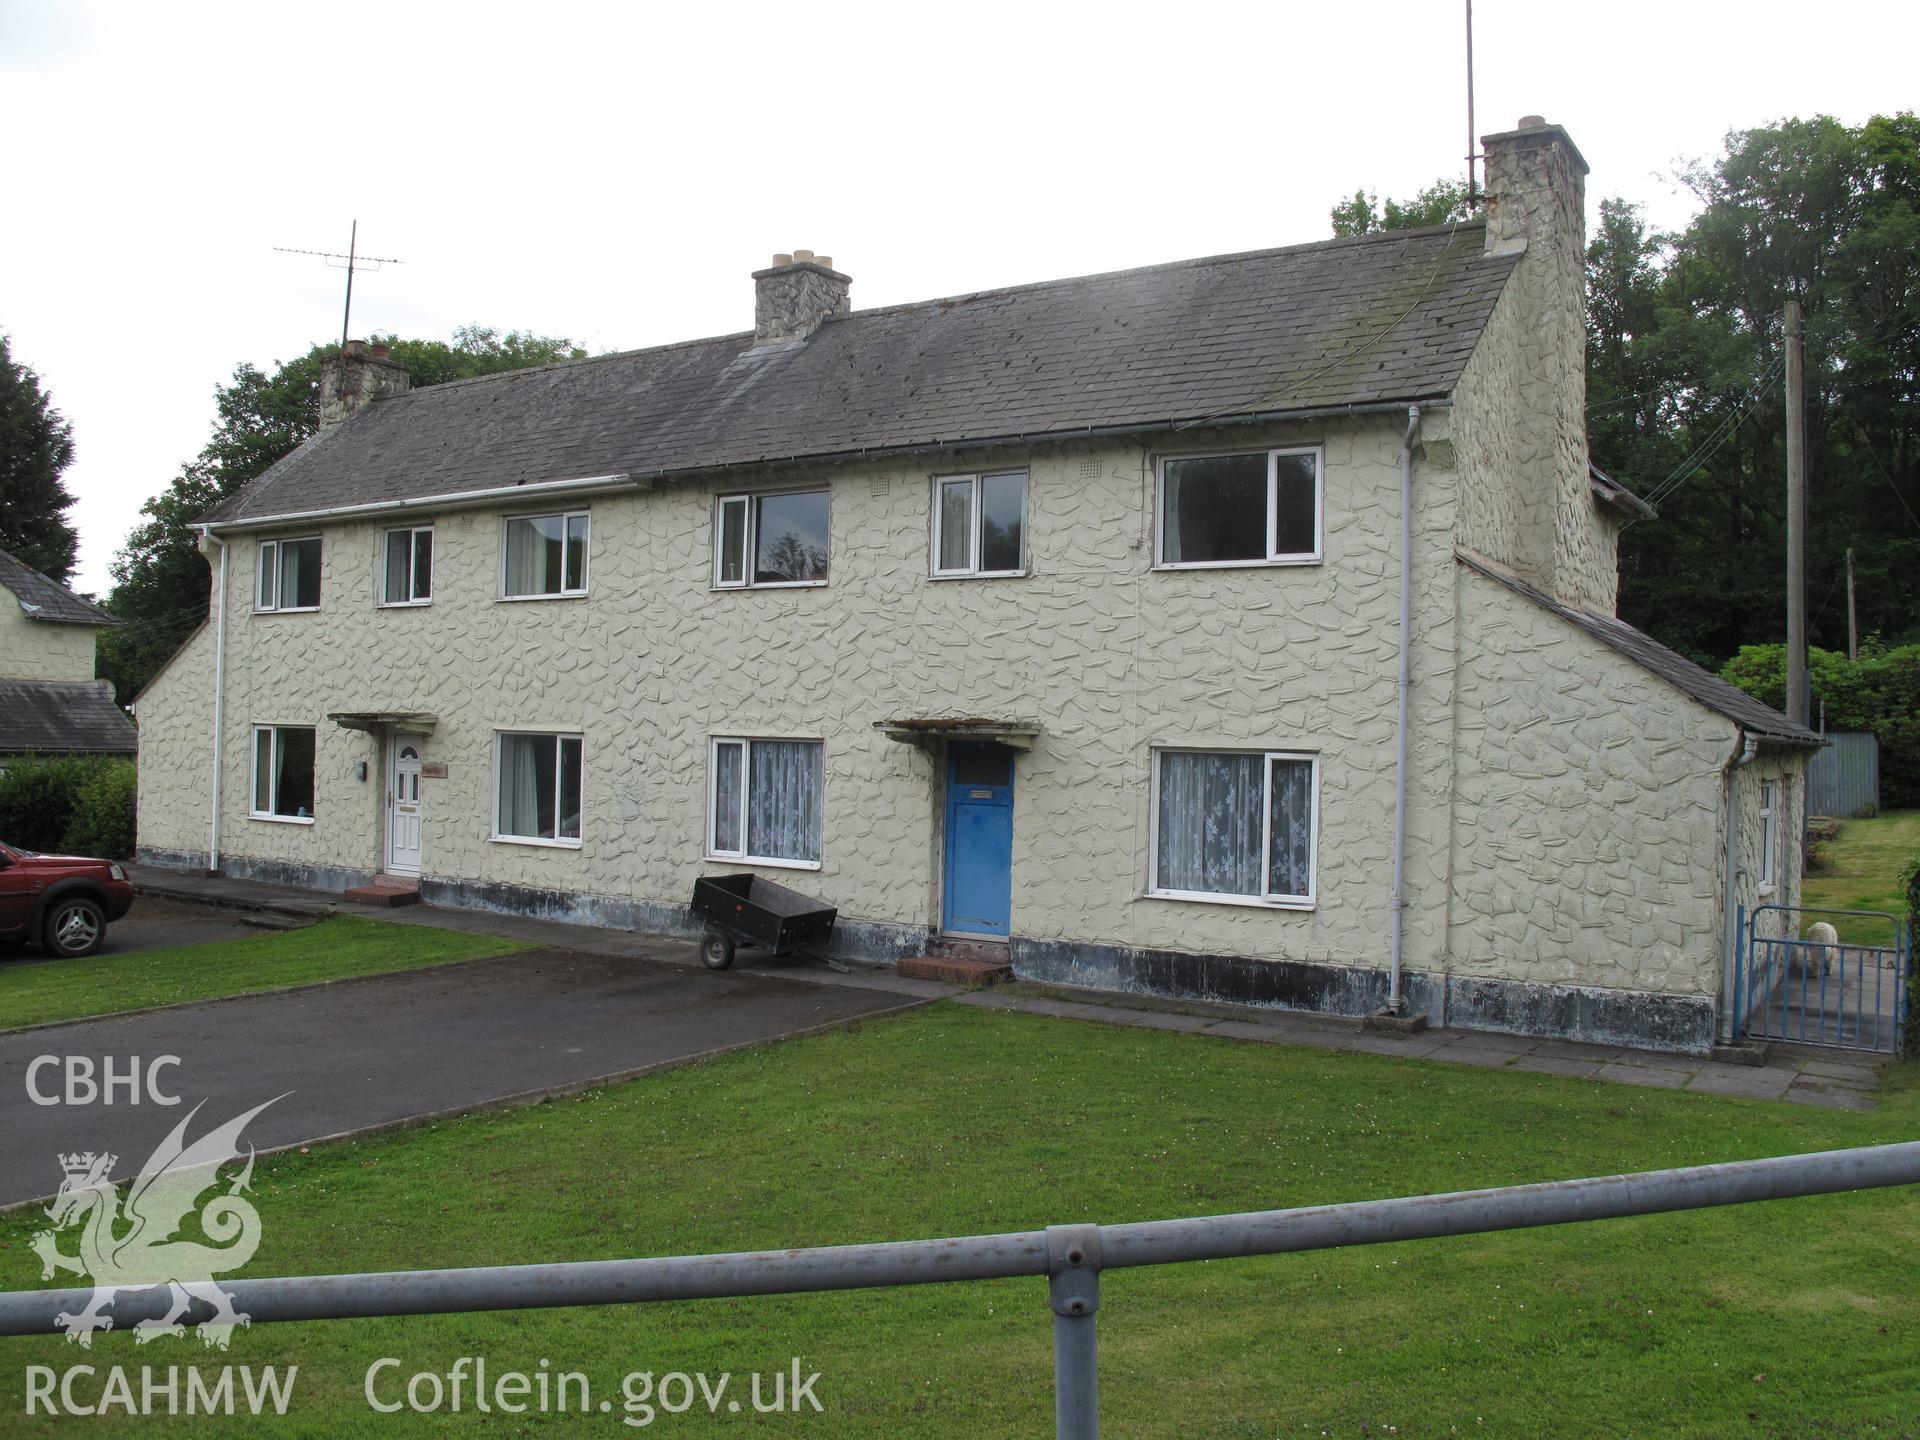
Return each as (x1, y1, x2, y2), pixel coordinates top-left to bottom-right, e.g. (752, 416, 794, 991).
(1734, 905, 1910, 1054)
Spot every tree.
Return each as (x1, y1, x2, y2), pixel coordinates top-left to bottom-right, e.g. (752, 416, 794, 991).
(1329, 178, 1472, 238)
(0, 332, 79, 581)
(1591, 114, 1920, 666)
(98, 328, 586, 702)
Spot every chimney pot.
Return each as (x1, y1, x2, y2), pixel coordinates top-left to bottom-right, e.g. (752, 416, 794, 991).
(815, 255, 833, 269)
(792, 248, 815, 263)
(772, 252, 793, 267)
(342, 339, 367, 358)
(369, 342, 390, 359)
(1517, 113, 1546, 129)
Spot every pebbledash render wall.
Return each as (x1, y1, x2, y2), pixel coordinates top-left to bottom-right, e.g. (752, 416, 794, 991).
(136, 399, 1782, 1052)
(138, 413, 1469, 990)
(0, 591, 96, 681)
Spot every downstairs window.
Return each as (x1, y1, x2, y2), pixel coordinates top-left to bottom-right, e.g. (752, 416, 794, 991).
(1151, 749, 1317, 905)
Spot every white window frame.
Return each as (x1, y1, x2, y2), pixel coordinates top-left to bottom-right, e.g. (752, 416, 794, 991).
(254, 536, 322, 612)
(380, 525, 434, 607)
(712, 489, 831, 590)
(1758, 780, 1778, 893)
(490, 728, 585, 848)
(499, 511, 590, 601)
(1153, 446, 1324, 570)
(1145, 747, 1320, 909)
(930, 471, 1029, 579)
(706, 735, 824, 870)
(248, 723, 317, 824)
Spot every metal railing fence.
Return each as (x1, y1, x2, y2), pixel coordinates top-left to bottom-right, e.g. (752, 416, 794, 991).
(3, 1142, 1917, 1438)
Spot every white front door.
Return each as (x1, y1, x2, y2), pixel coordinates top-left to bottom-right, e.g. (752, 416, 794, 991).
(386, 733, 424, 876)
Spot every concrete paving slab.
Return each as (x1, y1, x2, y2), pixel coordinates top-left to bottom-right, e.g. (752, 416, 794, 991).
(1204, 1019, 1295, 1044)
(1797, 1058, 1881, 1084)
(1606, 1050, 1699, 1073)
(0, 948, 932, 1208)
(1530, 1040, 1626, 1063)
(1433, 1030, 1540, 1054)
(1510, 1055, 1604, 1080)
(1342, 1033, 1452, 1058)
(1596, 1063, 1689, 1088)
(1426, 1045, 1518, 1068)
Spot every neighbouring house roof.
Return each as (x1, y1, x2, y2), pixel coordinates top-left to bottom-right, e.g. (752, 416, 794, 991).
(203, 222, 1519, 526)
(0, 680, 138, 755)
(0, 549, 115, 625)
(1588, 461, 1655, 520)
(1460, 553, 1822, 747)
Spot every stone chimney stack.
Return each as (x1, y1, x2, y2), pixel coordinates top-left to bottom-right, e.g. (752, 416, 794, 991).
(1478, 117, 1608, 608)
(752, 250, 851, 344)
(319, 340, 411, 428)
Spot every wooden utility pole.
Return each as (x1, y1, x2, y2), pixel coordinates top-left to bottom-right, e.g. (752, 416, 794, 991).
(1784, 300, 1809, 727)
(1846, 546, 1858, 661)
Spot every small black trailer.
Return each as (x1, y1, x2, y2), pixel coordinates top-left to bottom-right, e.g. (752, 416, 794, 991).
(690, 873, 842, 971)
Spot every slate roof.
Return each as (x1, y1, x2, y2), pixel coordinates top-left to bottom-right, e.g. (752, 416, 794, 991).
(0, 680, 138, 755)
(205, 221, 1518, 524)
(0, 549, 115, 625)
(1461, 554, 1822, 746)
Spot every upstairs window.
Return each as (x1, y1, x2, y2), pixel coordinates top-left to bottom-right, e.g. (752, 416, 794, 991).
(708, 737, 822, 867)
(1150, 749, 1317, 906)
(932, 471, 1027, 577)
(250, 725, 316, 821)
(256, 537, 321, 611)
(382, 526, 433, 605)
(714, 490, 830, 588)
(1156, 448, 1322, 568)
(503, 512, 589, 598)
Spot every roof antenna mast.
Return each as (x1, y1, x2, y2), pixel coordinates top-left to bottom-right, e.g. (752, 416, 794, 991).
(1465, 0, 1480, 209)
(273, 220, 404, 350)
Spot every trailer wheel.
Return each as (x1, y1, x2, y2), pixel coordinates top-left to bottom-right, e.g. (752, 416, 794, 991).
(700, 931, 736, 970)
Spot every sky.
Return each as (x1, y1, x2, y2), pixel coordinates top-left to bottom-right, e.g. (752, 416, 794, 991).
(2, 0, 1914, 595)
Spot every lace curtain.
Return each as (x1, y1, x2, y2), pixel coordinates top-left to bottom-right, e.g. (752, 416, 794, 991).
(747, 740, 821, 863)
(1156, 752, 1313, 898)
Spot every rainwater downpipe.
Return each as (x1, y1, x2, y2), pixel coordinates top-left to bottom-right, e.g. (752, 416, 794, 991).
(1718, 731, 1759, 1043)
(1387, 405, 1421, 1015)
(206, 531, 229, 875)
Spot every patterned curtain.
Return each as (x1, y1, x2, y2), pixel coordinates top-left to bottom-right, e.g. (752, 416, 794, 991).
(1267, 759, 1313, 897)
(1156, 751, 1262, 895)
(748, 740, 821, 862)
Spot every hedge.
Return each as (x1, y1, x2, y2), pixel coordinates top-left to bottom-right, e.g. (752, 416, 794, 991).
(0, 756, 137, 860)
(1720, 644, 1920, 808)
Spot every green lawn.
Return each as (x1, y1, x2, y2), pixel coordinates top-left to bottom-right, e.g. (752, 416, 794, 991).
(0, 914, 530, 1029)
(3, 1003, 1916, 1436)
(1802, 809, 1920, 944)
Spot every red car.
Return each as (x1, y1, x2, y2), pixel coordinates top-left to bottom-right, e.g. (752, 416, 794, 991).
(0, 840, 135, 958)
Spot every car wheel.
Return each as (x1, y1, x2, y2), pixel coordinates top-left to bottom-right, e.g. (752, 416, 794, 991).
(44, 896, 106, 958)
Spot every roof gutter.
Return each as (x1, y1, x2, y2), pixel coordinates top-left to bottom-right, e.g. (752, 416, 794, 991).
(623, 399, 1456, 487)
(200, 473, 644, 535)
(200, 401, 1452, 530)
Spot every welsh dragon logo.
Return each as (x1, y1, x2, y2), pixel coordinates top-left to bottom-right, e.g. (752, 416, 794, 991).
(30, 1097, 282, 1350)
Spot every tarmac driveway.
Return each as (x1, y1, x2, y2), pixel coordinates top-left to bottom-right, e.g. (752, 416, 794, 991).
(0, 949, 929, 1206)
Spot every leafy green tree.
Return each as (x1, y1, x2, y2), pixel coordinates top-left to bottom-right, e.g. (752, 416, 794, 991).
(1593, 113, 1920, 666)
(0, 332, 79, 581)
(99, 328, 586, 702)
(1330, 178, 1472, 237)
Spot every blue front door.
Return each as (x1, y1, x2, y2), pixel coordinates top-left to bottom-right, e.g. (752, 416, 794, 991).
(943, 744, 1014, 937)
